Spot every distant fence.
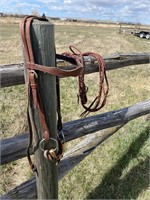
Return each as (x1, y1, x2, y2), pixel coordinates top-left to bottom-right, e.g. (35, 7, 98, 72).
(118, 23, 150, 34)
(1, 51, 150, 199)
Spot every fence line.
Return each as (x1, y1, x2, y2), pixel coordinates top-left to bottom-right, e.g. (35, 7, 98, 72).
(2, 97, 150, 200)
(0, 124, 138, 200)
(0, 53, 149, 88)
(1, 70, 150, 199)
(1, 99, 150, 165)
(1, 54, 150, 199)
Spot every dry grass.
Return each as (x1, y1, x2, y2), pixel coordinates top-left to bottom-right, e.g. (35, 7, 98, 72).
(0, 17, 150, 199)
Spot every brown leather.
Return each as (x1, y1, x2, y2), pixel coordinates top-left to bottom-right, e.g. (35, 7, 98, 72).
(21, 16, 83, 171)
(80, 52, 109, 117)
(26, 62, 83, 77)
(62, 46, 109, 117)
(21, 15, 109, 172)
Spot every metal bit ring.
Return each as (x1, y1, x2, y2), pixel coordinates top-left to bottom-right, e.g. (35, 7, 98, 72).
(39, 138, 58, 152)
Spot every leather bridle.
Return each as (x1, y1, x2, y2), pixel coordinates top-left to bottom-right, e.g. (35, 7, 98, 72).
(20, 15, 109, 172)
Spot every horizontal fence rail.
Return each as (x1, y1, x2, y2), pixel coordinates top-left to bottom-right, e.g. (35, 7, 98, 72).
(1, 51, 150, 199)
(1, 125, 123, 200)
(0, 53, 150, 88)
(1, 99, 150, 165)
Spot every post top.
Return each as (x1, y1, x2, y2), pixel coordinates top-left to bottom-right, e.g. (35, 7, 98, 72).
(32, 18, 54, 26)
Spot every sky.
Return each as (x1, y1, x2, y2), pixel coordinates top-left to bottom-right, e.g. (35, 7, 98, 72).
(0, 0, 150, 25)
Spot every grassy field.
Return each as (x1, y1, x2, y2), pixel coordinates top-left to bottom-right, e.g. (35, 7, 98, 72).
(0, 17, 150, 199)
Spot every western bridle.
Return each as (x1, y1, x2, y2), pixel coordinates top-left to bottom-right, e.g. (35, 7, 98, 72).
(20, 15, 109, 173)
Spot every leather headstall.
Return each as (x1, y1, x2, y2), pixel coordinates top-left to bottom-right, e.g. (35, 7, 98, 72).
(20, 15, 83, 172)
(20, 15, 109, 173)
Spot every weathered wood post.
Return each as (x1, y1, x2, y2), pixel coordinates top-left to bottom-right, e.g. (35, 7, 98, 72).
(22, 19, 58, 199)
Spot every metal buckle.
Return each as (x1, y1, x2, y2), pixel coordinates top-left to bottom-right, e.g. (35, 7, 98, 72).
(29, 70, 38, 79)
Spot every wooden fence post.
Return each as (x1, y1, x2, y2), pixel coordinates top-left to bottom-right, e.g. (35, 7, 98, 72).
(23, 19, 58, 199)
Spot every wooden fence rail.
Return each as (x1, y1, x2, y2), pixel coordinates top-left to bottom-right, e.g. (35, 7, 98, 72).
(1, 99, 150, 165)
(0, 125, 135, 200)
(1, 57, 149, 198)
(1, 99, 150, 200)
(0, 53, 149, 87)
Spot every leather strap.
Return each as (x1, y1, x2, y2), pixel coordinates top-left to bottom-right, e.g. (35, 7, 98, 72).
(21, 15, 109, 171)
(26, 62, 82, 77)
(21, 16, 83, 171)
(62, 46, 109, 117)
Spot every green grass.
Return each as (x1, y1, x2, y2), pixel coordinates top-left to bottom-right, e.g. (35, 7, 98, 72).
(0, 18, 150, 199)
(59, 121, 150, 200)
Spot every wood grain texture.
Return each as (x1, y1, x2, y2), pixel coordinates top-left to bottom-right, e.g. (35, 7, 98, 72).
(25, 19, 58, 199)
(1, 99, 150, 165)
(0, 63, 24, 87)
(1, 53, 149, 87)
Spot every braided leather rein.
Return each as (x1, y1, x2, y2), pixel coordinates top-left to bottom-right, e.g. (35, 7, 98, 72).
(63, 46, 109, 117)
